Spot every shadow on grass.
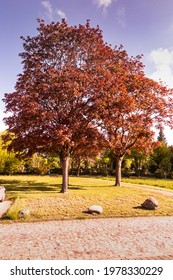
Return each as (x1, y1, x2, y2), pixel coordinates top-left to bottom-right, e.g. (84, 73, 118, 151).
(0, 180, 89, 193)
(0, 179, 22, 185)
(0, 179, 62, 193)
(133, 205, 155, 211)
(68, 186, 87, 190)
(71, 184, 114, 189)
(0, 177, 114, 195)
(1, 215, 13, 221)
(6, 184, 62, 193)
(133, 205, 143, 209)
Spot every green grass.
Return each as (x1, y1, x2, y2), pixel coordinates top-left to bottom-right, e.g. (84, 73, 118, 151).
(121, 177, 173, 190)
(99, 176, 173, 190)
(1, 175, 173, 222)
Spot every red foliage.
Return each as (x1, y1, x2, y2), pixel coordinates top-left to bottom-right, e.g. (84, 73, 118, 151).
(96, 51, 173, 185)
(94, 49, 173, 156)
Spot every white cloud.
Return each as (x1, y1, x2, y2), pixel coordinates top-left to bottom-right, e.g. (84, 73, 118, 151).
(95, 0, 116, 13)
(149, 48, 173, 88)
(95, 0, 113, 8)
(56, 9, 67, 20)
(42, 1, 67, 21)
(41, 0, 53, 21)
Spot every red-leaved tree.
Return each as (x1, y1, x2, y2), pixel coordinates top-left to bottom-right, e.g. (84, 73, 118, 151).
(97, 48, 173, 186)
(3, 19, 111, 192)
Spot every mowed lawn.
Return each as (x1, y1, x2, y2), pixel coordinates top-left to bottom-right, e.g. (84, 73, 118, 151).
(1, 175, 173, 222)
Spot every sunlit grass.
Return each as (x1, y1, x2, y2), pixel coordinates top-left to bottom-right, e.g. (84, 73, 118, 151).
(99, 175, 173, 190)
(1, 175, 173, 222)
(121, 177, 173, 190)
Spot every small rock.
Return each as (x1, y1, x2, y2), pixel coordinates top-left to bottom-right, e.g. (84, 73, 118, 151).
(141, 197, 158, 210)
(18, 208, 30, 218)
(87, 205, 103, 214)
(0, 186, 6, 202)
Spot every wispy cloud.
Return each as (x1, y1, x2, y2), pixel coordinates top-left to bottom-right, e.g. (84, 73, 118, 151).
(56, 9, 67, 20)
(116, 7, 126, 28)
(41, 1, 67, 21)
(95, 0, 113, 8)
(149, 48, 173, 88)
(95, 0, 115, 13)
(41, 0, 53, 21)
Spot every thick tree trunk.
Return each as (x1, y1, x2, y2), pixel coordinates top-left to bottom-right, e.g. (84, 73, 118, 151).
(115, 156, 123, 186)
(60, 156, 70, 193)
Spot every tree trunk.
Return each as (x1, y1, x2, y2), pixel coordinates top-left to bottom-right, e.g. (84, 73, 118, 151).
(76, 159, 81, 176)
(115, 156, 123, 186)
(60, 156, 70, 193)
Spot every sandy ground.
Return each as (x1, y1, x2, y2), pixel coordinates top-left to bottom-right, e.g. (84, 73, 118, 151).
(0, 216, 173, 260)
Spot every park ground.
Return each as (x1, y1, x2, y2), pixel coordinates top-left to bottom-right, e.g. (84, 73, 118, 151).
(1, 175, 173, 260)
(0, 175, 173, 221)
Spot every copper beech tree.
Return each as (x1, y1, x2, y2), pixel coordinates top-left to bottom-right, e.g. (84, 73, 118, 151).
(3, 19, 173, 190)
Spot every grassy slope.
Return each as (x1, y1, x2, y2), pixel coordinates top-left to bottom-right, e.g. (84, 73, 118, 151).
(0, 175, 173, 222)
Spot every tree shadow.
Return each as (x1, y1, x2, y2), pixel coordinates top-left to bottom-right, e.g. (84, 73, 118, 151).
(0, 179, 62, 193)
(0, 178, 110, 194)
(68, 186, 87, 190)
(72, 184, 114, 189)
(0, 179, 21, 185)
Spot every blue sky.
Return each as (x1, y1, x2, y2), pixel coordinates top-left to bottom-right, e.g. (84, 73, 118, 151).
(1, 0, 173, 143)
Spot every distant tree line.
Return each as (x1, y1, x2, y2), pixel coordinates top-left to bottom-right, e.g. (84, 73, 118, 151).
(1, 129, 173, 179)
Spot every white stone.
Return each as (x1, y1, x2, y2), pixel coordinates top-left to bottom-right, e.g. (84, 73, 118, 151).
(88, 205, 103, 214)
(18, 208, 30, 218)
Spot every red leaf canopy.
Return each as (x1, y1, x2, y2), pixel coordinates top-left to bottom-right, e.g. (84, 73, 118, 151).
(4, 19, 111, 157)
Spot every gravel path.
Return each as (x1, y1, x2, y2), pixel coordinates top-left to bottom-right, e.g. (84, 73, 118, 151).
(0, 216, 173, 260)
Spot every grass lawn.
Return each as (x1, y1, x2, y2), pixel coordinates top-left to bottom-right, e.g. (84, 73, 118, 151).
(100, 176, 173, 190)
(122, 177, 173, 190)
(1, 175, 173, 222)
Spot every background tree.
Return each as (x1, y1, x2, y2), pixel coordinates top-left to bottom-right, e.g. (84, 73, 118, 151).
(159, 157, 172, 178)
(0, 133, 21, 174)
(27, 153, 60, 175)
(129, 148, 150, 177)
(149, 143, 170, 176)
(157, 128, 167, 145)
(149, 129, 168, 176)
(96, 49, 173, 186)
